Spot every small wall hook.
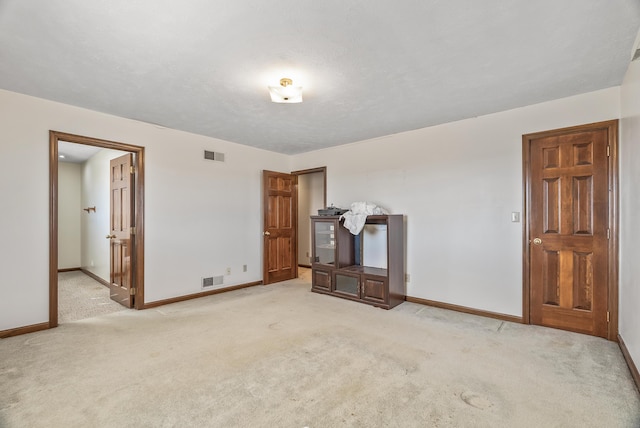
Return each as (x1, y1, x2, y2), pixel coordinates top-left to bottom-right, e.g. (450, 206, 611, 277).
(83, 206, 96, 213)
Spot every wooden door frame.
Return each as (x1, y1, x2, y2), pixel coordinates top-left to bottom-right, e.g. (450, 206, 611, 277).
(291, 166, 327, 208)
(292, 167, 327, 268)
(49, 131, 145, 328)
(521, 120, 619, 341)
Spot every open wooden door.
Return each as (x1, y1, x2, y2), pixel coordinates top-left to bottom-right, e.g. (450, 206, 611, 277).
(524, 121, 617, 339)
(263, 170, 298, 284)
(109, 153, 135, 308)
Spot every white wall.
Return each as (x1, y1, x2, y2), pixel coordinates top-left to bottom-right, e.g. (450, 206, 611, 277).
(292, 88, 621, 317)
(58, 162, 82, 269)
(620, 58, 640, 369)
(0, 84, 628, 331)
(297, 172, 325, 265)
(81, 148, 127, 282)
(0, 89, 289, 330)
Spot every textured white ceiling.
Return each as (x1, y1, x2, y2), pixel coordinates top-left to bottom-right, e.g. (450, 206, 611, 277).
(58, 141, 102, 163)
(1, 1, 639, 154)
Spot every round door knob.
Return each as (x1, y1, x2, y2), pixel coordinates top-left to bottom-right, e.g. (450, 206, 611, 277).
(106, 234, 116, 239)
(533, 238, 542, 245)
(263, 231, 271, 236)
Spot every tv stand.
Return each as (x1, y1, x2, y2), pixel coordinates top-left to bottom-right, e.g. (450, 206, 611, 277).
(310, 215, 405, 309)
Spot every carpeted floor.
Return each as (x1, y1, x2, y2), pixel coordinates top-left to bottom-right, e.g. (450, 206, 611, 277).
(58, 271, 128, 323)
(1, 272, 639, 427)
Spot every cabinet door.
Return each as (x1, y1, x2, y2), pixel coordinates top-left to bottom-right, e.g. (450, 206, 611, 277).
(312, 219, 337, 266)
(312, 268, 332, 292)
(361, 276, 388, 305)
(334, 272, 361, 298)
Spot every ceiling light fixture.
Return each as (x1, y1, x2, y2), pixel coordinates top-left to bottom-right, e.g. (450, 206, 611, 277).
(268, 78, 302, 103)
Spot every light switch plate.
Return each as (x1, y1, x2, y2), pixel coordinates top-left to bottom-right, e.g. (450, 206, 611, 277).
(511, 212, 520, 222)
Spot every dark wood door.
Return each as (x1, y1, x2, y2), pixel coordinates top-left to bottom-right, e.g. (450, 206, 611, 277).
(263, 170, 297, 284)
(527, 123, 613, 338)
(109, 154, 134, 308)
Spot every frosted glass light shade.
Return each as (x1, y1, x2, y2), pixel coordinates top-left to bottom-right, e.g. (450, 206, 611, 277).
(268, 78, 303, 103)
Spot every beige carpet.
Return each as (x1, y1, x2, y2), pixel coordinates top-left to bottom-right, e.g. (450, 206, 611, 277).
(58, 271, 128, 323)
(1, 274, 639, 427)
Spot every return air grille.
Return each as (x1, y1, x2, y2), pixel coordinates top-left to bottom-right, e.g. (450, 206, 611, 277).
(204, 150, 225, 162)
(202, 276, 223, 288)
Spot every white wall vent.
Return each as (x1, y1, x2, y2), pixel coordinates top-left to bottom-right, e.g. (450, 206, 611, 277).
(202, 276, 223, 288)
(204, 150, 225, 162)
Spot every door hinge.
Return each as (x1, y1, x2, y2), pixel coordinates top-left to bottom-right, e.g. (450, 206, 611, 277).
(130, 226, 136, 235)
(130, 287, 136, 296)
(607, 311, 610, 323)
(607, 228, 610, 240)
(606, 145, 610, 157)
(130, 165, 135, 174)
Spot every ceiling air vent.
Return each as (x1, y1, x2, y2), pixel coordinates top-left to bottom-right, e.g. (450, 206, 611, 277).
(633, 48, 640, 62)
(204, 150, 225, 162)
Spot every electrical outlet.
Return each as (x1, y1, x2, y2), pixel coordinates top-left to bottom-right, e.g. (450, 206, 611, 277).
(405, 273, 411, 283)
(225, 267, 231, 275)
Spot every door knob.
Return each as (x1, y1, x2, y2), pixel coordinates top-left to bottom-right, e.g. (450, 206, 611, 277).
(106, 234, 116, 239)
(263, 231, 271, 236)
(533, 238, 542, 245)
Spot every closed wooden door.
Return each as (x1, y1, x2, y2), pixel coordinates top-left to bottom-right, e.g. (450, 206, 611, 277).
(263, 170, 297, 284)
(525, 121, 617, 338)
(109, 154, 134, 308)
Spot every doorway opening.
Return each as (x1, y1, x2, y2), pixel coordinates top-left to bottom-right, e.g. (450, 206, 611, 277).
(57, 270, 127, 322)
(49, 131, 145, 328)
(294, 167, 327, 270)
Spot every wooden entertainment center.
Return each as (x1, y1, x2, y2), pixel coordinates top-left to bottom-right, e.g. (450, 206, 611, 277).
(310, 215, 405, 309)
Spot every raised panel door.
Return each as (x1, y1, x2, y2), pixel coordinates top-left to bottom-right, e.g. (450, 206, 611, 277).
(361, 276, 388, 305)
(109, 154, 134, 308)
(528, 125, 610, 338)
(312, 268, 332, 292)
(263, 170, 297, 284)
